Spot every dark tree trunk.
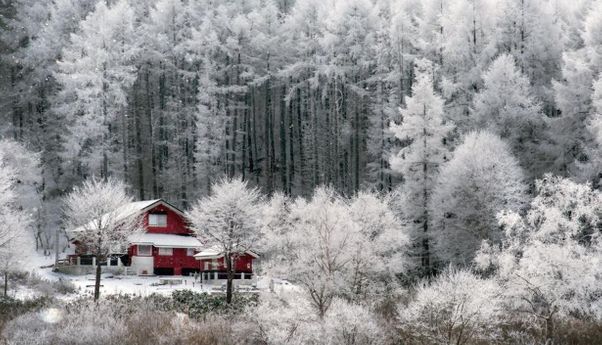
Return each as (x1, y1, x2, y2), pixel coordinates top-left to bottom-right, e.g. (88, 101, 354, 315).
(545, 314, 555, 345)
(225, 254, 233, 304)
(422, 107, 431, 275)
(94, 257, 102, 301)
(279, 84, 288, 193)
(146, 67, 158, 198)
(297, 83, 305, 194)
(288, 81, 295, 195)
(242, 94, 249, 181)
(250, 87, 259, 184)
(135, 94, 145, 200)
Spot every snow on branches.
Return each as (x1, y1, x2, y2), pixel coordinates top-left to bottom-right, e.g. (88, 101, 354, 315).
(63, 177, 143, 300)
(430, 131, 527, 266)
(262, 187, 409, 317)
(476, 175, 602, 338)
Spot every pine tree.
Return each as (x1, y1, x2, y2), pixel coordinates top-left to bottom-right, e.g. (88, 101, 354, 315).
(390, 58, 454, 274)
(473, 54, 551, 179)
(55, 0, 139, 180)
(430, 131, 527, 266)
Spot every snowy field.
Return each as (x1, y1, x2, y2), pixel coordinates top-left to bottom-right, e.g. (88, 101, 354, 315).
(49, 272, 212, 297)
(8, 251, 294, 300)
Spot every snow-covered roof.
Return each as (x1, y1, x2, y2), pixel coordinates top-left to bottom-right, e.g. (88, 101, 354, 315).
(193, 245, 259, 259)
(67, 199, 184, 237)
(128, 233, 202, 248)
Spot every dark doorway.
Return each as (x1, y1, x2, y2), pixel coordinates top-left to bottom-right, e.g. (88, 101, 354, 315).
(154, 267, 174, 275)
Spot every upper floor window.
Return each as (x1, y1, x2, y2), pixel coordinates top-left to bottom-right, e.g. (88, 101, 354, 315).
(148, 213, 167, 227)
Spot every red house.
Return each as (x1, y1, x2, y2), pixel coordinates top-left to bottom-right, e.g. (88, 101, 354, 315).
(66, 199, 260, 280)
(67, 199, 202, 276)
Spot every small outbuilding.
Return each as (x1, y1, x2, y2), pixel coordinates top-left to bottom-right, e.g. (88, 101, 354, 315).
(194, 246, 259, 282)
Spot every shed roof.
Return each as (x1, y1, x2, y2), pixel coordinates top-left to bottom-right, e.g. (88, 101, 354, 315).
(193, 245, 259, 259)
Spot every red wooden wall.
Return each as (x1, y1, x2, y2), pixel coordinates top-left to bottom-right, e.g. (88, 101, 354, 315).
(144, 204, 191, 235)
(197, 254, 255, 273)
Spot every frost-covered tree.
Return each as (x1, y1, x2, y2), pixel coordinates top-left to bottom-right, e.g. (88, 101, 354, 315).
(346, 191, 409, 300)
(265, 187, 356, 316)
(476, 175, 602, 341)
(63, 177, 142, 301)
(264, 187, 408, 316)
(552, 49, 595, 177)
(187, 178, 263, 304)
(260, 192, 293, 267)
(430, 131, 527, 266)
(472, 54, 551, 178)
(583, 77, 602, 187)
(552, 1, 602, 182)
(398, 269, 503, 345)
(195, 57, 226, 193)
(55, 0, 139, 179)
(0, 139, 43, 248)
(495, 0, 565, 107)
(390, 58, 454, 274)
(440, 0, 499, 124)
(0, 146, 32, 296)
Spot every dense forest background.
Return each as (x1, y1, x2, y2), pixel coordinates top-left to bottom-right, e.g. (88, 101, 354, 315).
(0, 0, 601, 250)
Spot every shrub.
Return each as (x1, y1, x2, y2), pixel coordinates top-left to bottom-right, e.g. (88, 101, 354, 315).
(245, 291, 386, 345)
(1, 297, 240, 345)
(170, 290, 258, 318)
(0, 295, 51, 333)
(3, 271, 76, 297)
(398, 269, 503, 345)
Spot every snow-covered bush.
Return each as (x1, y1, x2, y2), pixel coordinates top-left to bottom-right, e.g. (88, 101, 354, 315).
(2, 311, 56, 345)
(169, 290, 257, 317)
(398, 269, 503, 345)
(322, 298, 385, 345)
(246, 290, 319, 345)
(2, 302, 128, 345)
(6, 271, 75, 297)
(476, 175, 602, 341)
(263, 187, 409, 316)
(1, 297, 241, 345)
(246, 290, 385, 345)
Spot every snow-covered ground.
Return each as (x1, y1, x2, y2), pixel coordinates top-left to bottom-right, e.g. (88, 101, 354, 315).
(6, 245, 302, 300)
(64, 273, 215, 297)
(10, 250, 298, 300)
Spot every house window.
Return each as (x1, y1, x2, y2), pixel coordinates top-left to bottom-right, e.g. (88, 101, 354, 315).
(158, 247, 173, 256)
(148, 213, 167, 227)
(138, 245, 152, 256)
(187, 248, 195, 256)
